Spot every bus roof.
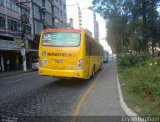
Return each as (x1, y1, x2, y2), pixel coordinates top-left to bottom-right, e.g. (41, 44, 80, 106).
(42, 28, 82, 33)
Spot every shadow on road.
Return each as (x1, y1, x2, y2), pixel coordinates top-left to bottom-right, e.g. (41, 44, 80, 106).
(46, 78, 91, 89)
(45, 68, 104, 89)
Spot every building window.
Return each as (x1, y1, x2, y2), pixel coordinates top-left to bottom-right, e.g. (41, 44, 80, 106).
(14, 21, 17, 30)
(52, 18, 54, 26)
(61, 20, 63, 27)
(63, 4, 65, 9)
(8, 19, 20, 31)
(52, 5, 54, 13)
(34, 21, 43, 35)
(8, 20, 11, 30)
(45, 13, 52, 26)
(42, 0, 45, 7)
(21, 7, 30, 24)
(54, 17, 59, 24)
(56, 0, 58, 2)
(24, 25, 31, 34)
(60, 20, 62, 26)
(63, 13, 65, 17)
(54, 5, 59, 14)
(6, 0, 19, 13)
(10, 20, 14, 31)
(33, 4, 40, 20)
(21, 7, 30, 17)
(60, 10, 62, 16)
(59, 0, 62, 6)
(0, 16, 5, 29)
(41, 11, 46, 20)
(17, 22, 20, 31)
(0, 0, 4, 6)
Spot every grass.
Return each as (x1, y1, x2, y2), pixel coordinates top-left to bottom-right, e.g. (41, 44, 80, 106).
(118, 64, 160, 116)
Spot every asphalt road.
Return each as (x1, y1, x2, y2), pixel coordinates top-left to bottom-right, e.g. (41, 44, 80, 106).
(0, 60, 124, 122)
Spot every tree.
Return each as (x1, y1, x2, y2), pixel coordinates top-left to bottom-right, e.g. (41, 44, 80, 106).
(92, 0, 160, 55)
(92, 0, 128, 54)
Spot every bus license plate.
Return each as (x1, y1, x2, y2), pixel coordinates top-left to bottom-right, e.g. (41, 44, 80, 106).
(55, 59, 63, 64)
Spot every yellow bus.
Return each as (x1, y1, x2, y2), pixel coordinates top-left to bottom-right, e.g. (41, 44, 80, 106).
(38, 28, 103, 79)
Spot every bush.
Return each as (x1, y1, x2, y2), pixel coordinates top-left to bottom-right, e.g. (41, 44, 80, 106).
(118, 64, 160, 115)
(118, 53, 150, 67)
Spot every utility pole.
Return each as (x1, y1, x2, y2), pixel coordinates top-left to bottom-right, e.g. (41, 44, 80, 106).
(19, 2, 26, 72)
(17, 1, 31, 71)
(20, 2, 26, 71)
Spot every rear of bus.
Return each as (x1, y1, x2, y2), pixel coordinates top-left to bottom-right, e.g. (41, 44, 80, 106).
(103, 50, 108, 63)
(38, 29, 86, 79)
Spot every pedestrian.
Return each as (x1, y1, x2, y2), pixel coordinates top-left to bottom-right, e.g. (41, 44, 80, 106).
(6, 59, 10, 71)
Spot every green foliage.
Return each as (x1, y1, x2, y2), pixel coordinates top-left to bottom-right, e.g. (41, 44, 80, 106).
(92, 0, 128, 54)
(118, 59, 160, 115)
(92, 0, 160, 54)
(118, 53, 150, 67)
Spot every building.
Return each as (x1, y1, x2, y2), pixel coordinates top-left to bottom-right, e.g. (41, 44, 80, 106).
(93, 13, 100, 42)
(0, 0, 67, 72)
(81, 9, 95, 38)
(32, 0, 67, 48)
(52, 0, 67, 28)
(95, 21, 100, 42)
(0, 0, 33, 72)
(67, 1, 99, 41)
(66, 0, 82, 29)
(78, 5, 82, 28)
(67, 18, 73, 28)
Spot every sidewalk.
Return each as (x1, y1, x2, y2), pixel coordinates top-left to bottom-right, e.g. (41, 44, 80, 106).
(79, 60, 125, 116)
(77, 60, 125, 121)
(0, 69, 33, 78)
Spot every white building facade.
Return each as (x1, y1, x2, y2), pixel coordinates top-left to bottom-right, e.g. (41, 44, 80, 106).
(66, 0, 82, 29)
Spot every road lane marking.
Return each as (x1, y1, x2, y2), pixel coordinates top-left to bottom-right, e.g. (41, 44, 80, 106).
(71, 75, 100, 122)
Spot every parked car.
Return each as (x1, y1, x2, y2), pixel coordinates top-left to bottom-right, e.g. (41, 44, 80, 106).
(32, 59, 39, 70)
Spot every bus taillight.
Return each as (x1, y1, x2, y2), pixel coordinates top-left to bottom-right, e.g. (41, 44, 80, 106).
(77, 58, 84, 70)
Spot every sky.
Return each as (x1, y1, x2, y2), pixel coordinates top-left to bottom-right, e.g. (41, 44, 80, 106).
(66, 0, 112, 53)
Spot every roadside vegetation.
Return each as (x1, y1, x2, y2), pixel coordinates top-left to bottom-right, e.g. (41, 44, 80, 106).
(92, 0, 160, 54)
(92, 0, 160, 116)
(118, 53, 160, 115)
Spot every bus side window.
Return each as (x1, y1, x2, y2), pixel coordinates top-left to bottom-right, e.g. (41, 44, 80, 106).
(89, 42, 92, 56)
(92, 41, 97, 56)
(85, 36, 92, 56)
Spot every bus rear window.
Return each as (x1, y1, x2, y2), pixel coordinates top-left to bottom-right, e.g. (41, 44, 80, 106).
(42, 32, 80, 46)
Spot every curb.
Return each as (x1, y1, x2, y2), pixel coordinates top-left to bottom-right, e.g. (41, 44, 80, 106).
(116, 74, 146, 122)
(0, 70, 33, 78)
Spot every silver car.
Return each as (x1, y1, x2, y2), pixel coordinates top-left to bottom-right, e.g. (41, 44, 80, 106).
(32, 59, 39, 70)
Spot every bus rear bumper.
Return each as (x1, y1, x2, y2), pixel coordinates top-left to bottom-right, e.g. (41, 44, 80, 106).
(38, 67, 86, 79)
